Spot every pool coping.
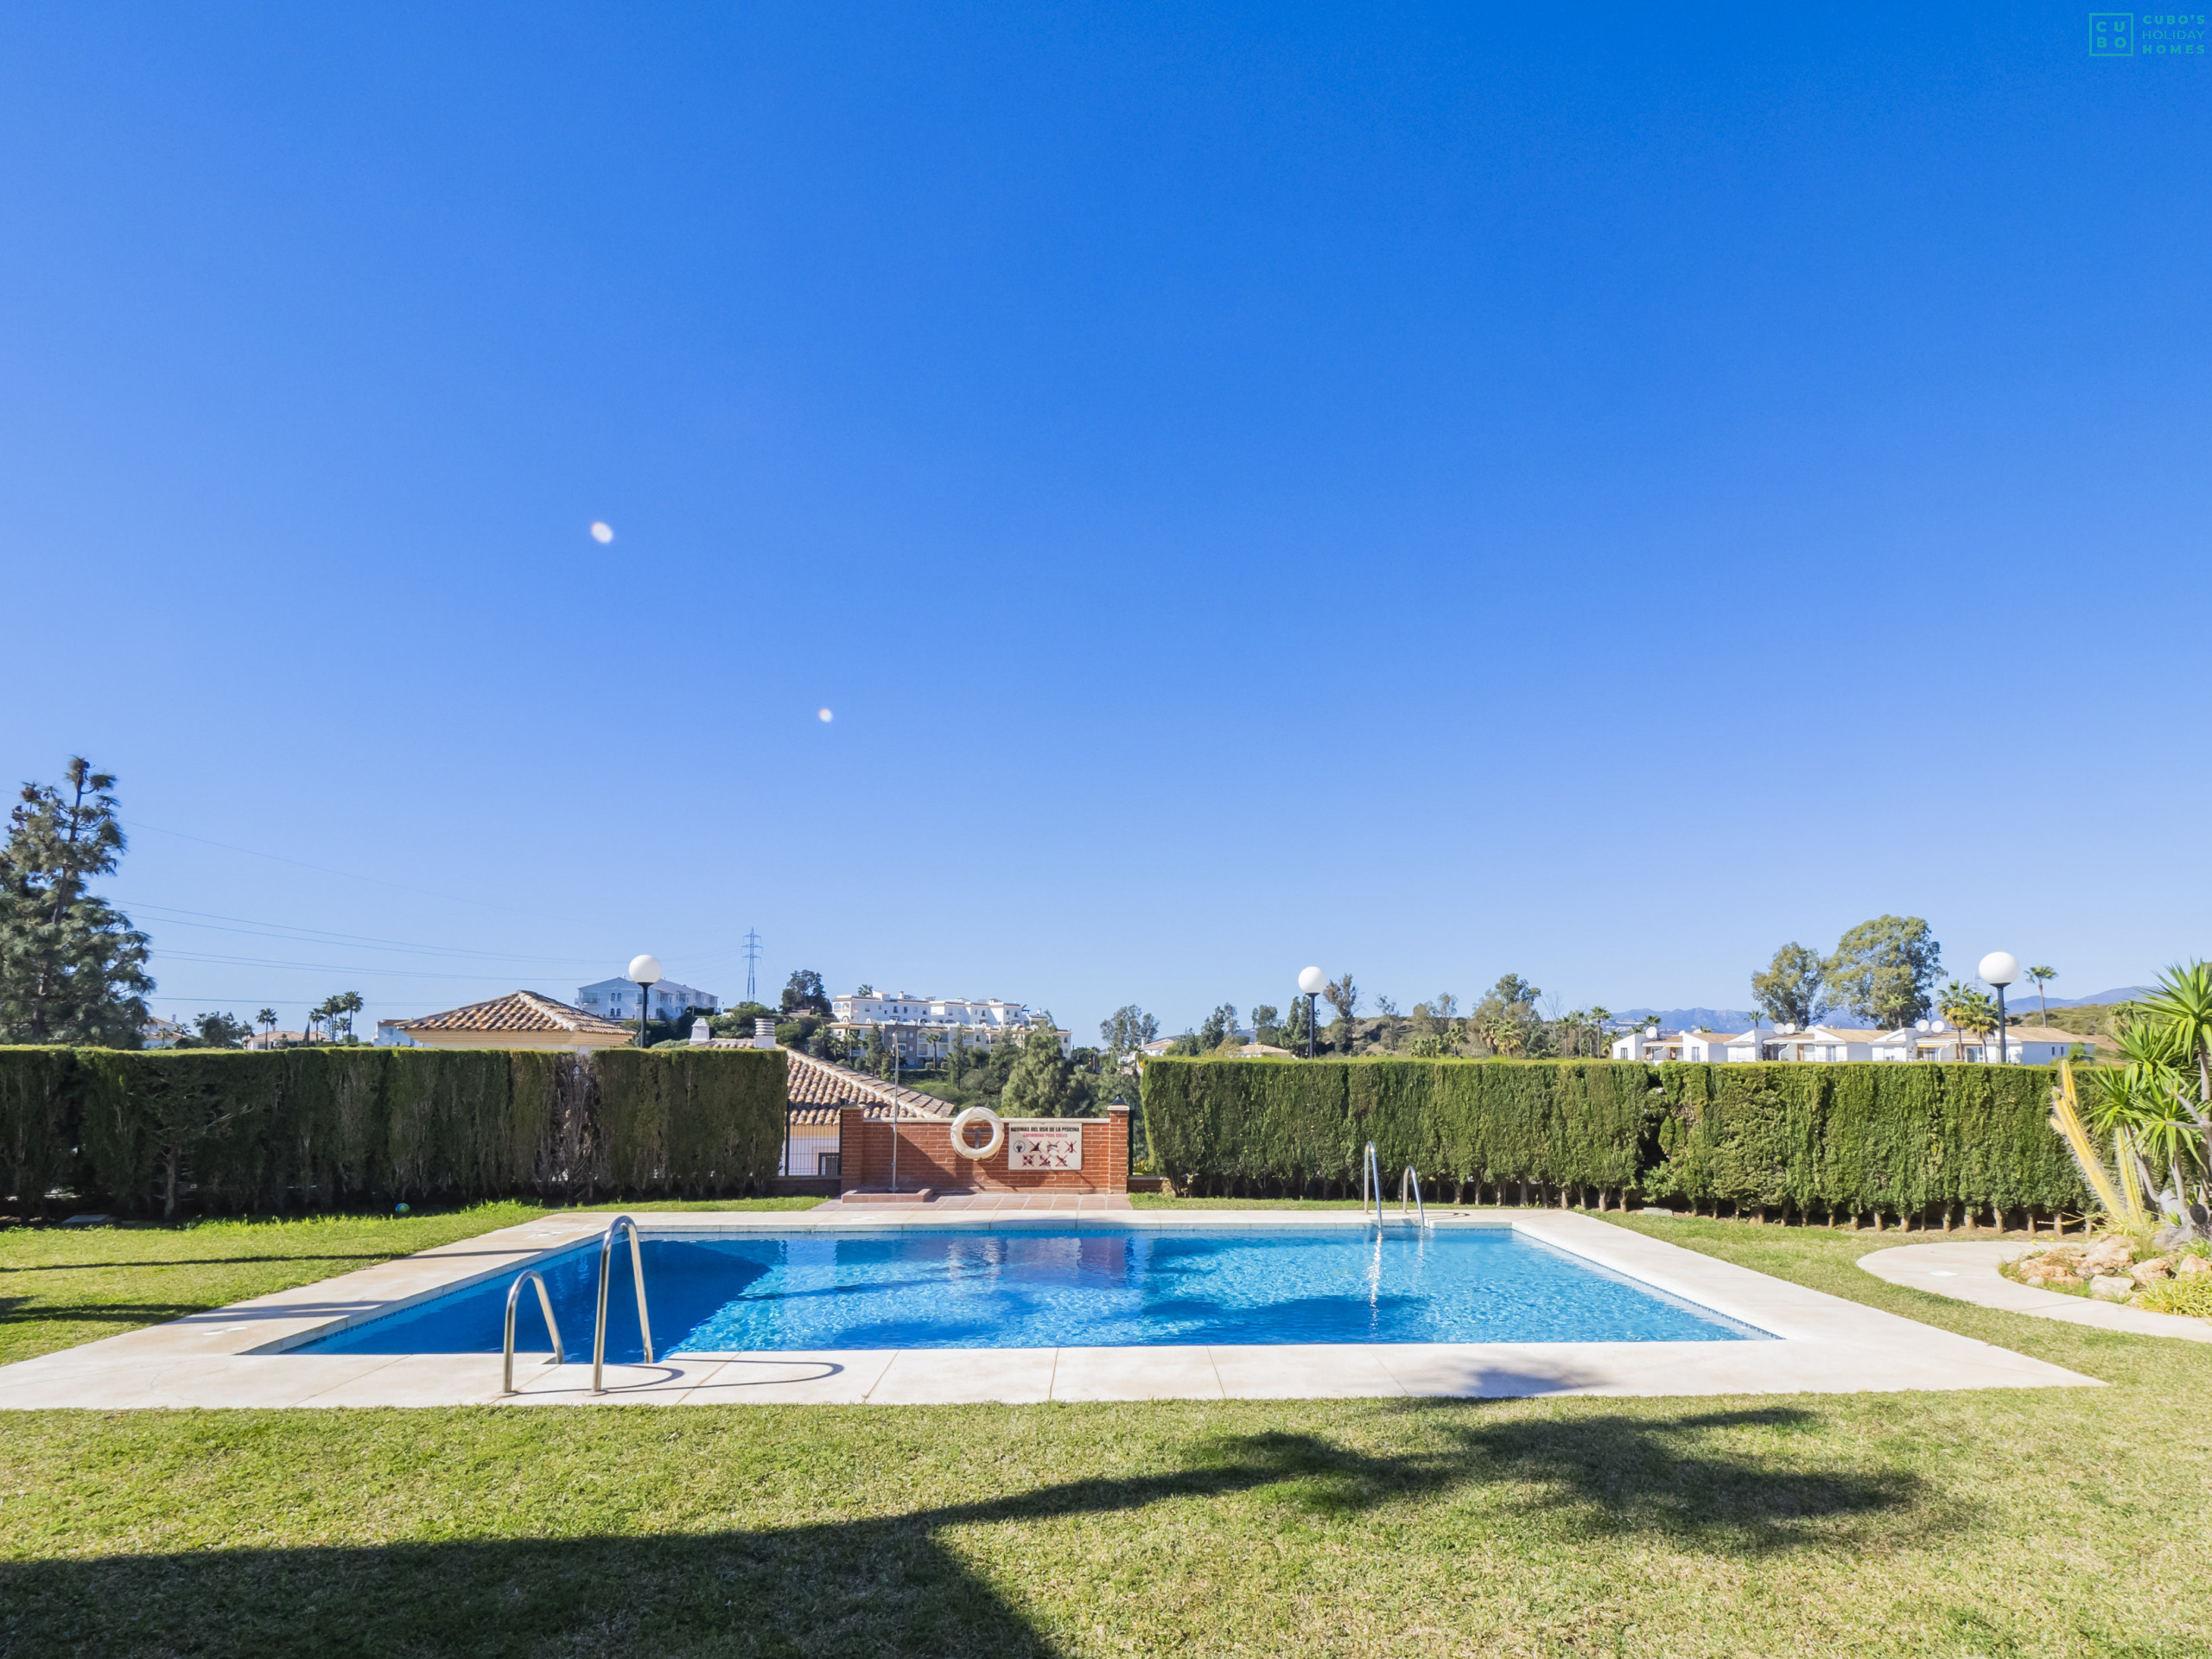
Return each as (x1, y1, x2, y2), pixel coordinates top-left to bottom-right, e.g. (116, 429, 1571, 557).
(0, 1209, 2098, 1408)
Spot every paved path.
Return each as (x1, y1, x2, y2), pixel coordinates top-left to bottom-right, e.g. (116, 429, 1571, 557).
(1858, 1240, 2212, 1344)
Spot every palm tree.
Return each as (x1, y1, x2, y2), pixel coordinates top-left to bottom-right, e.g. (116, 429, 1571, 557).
(1936, 981, 1999, 1058)
(256, 1007, 278, 1046)
(2026, 966, 2056, 1026)
(2140, 961, 2212, 1109)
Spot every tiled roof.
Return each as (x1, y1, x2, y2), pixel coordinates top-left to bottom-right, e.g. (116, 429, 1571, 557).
(785, 1049, 954, 1122)
(396, 991, 633, 1036)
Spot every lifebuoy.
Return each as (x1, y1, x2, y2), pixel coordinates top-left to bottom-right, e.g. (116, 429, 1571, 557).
(949, 1105, 1004, 1160)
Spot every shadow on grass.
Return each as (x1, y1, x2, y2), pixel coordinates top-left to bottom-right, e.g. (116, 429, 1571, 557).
(0, 1253, 404, 1272)
(1447, 1405, 1929, 1545)
(0, 1411, 1932, 1656)
(0, 1298, 216, 1330)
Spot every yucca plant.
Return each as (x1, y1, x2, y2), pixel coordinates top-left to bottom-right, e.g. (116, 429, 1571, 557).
(2094, 996, 2212, 1240)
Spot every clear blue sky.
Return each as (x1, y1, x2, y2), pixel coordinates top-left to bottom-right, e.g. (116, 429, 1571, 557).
(2, 4, 2205, 1039)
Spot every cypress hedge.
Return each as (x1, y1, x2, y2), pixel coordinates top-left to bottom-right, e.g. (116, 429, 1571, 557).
(1142, 1058, 1656, 1198)
(0, 1045, 785, 1218)
(1142, 1057, 2093, 1217)
(1650, 1059, 2086, 1216)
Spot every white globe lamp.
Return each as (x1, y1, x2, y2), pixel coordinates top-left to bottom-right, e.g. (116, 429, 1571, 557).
(627, 954, 664, 1048)
(1979, 951, 2018, 1064)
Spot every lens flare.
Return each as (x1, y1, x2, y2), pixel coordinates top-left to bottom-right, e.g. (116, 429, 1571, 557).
(589, 522, 614, 543)
(817, 708, 834, 722)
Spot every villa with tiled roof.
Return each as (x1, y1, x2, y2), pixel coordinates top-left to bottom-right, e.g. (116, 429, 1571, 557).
(391, 991, 636, 1051)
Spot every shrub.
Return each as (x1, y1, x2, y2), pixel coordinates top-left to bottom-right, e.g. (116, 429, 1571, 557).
(1141, 1057, 2092, 1216)
(1141, 1058, 1658, 1194)
(2135, 1274, 2212, 1320)
(0, 1045, 786, 1217)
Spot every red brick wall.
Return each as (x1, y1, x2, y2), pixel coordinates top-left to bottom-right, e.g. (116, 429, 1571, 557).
(840, 1104, 1129, 1193)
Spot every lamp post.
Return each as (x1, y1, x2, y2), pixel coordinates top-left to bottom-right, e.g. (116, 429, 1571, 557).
(1297, 966, 1327, 1060)
(1979, 952, 2018, 1065)
(627, 953, 663, 1049)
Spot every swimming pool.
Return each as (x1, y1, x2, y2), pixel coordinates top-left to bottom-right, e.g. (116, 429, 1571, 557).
(299, 1226, 1770, 1356)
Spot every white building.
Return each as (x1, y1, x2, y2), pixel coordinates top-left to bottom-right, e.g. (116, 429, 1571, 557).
(575, 977, 719, 1023)
(1869, 1021, 2094, 1065)
(828, 990, 1071, 1061)
(1612, 1019, 2101, 1065)
(1610, 1027, 1754, 1063)
(139, 1016, 189, 1050)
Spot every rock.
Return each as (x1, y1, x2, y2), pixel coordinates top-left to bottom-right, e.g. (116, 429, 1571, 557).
(2080, 1236, 2137, 1275)
(2024, 1268, 2082, 1288)
(2130, 1259, 2173, 1287)
(2177, 1255, 2212, 1278)
(2090, 1274, 2135, 1301)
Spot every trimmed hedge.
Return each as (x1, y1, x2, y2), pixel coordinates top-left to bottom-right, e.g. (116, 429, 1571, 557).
(0, 1045, 785, 1217)
(1141, 1057, 2093, 1217)
(1142, 1058, 1656, 1195)
(1650, 1060, 2086, 1215)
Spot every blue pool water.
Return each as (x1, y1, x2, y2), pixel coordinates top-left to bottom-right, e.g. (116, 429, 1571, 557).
(300, 1228, 1768, 1356)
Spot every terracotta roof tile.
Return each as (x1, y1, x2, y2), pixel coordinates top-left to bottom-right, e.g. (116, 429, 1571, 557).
(397, 991, 633, 1037)
(785, 1050, 952, 1119)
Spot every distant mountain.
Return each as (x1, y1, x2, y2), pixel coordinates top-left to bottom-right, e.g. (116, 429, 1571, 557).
(1609, 1007, 1761, 1032)
(2007, 987, 2151, 1009)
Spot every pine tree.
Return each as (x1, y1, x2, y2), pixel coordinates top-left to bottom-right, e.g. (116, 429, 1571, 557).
(1000, 1017, 1071, 1116)
(0, 758, 153, 1046)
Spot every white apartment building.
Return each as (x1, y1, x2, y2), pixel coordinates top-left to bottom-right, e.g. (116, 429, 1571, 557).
(575, 976, 720, 1023)
(828, 989, 1071, 1062)
(1868, 1021, 2089, 1065)
(1612, 1019, 2097, 1065)
(1610, 1027, 1757, 1064)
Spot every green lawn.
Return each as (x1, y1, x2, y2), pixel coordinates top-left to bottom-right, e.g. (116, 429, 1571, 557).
(0, 1198, 821, 1367)
(2, 1205, 2208, 1656)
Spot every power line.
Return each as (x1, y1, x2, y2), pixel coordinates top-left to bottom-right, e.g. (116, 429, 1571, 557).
(150, 949, 550, 982)
(120, 817, 563, 920)
(129, 902, 610, 966)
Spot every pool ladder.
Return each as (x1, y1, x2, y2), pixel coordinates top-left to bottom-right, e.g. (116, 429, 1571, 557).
(592, 1214, 655, 1394)
(499, 1213, 655, 1397)
(500, 1270, 564, 1395)
(1360, 1142, 1431, 1227)
(1400, 1166, 1427, 1226)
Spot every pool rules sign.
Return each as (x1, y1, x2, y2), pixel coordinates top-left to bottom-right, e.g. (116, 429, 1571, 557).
(1007, 1122, 1083, 1171)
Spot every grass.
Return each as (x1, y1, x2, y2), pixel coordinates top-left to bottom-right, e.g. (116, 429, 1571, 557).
(3, 1204, 2209, 1656)
(0, 1198, 820, 1366)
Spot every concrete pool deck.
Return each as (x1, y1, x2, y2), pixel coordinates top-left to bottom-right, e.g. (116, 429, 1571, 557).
(0, 1209, 2098, 1409)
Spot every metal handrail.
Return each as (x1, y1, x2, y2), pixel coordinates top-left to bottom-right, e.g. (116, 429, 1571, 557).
(501, 1269, 566, 1395)
(1362, 1141, 1382, 1219)
(591, 1213, 655, 1395)
(1401, 1166, 1427, 1226)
